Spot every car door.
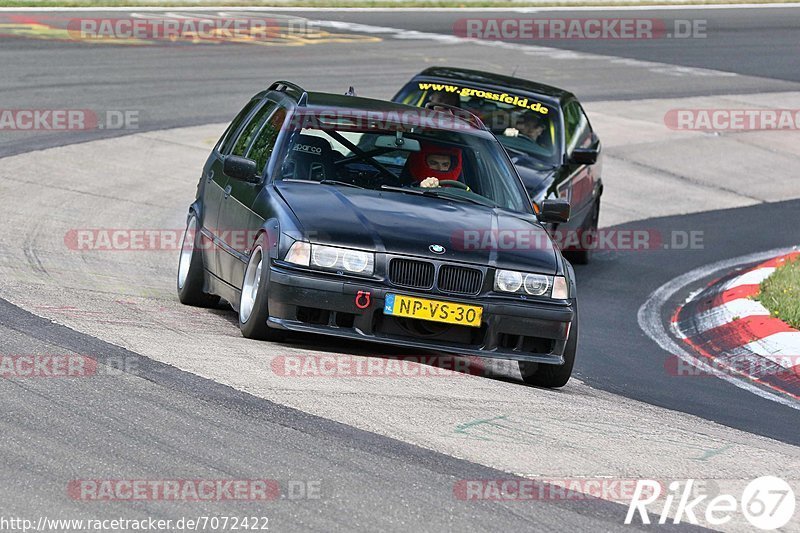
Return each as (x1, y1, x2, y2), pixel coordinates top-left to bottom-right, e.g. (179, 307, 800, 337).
(200, 99, 260, 277)
(559, 100, 596, 230)
(217, 100, 286, 287)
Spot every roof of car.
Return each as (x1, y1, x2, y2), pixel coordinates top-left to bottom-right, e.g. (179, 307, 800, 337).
(410, 67, 574, 103)
(255, 86, 422, 115)
(279, 91, 492, 135)
(304, 92, 431, 113)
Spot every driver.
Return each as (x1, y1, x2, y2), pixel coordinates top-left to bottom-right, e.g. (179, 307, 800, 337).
(503, 111, 547, 144)
(406, 143, 463, 189)
(429, 91, 460, 108)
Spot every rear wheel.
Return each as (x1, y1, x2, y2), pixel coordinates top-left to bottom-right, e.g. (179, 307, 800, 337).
(518, 302, 578, 388)
(238, 242, 286, 341)
(177, 215, 220, 308)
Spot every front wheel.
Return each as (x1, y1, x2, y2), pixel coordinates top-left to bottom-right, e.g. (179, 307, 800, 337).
(238, 241, 286, 341)
(518, 302, 578, 388)
(177, 215, 220, 308)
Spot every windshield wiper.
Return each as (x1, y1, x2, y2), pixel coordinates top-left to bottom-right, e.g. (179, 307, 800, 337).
(319, 179, 364, 189)
(379, 185, 426, 196)
(379, 185, 496, 208)
(427, 189, 498, 208)
(280, 178, 363, 189)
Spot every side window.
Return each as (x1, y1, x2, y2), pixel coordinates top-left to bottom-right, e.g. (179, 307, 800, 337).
(564, 101, 590, 153)
(576, 104, 593, 147)
(247, 107, 287, 174)
(217, 100, 258, 155)
(230, 100, 278, 157)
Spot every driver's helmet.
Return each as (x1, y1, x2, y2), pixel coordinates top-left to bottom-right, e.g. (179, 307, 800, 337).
(407, 143, 463, 183)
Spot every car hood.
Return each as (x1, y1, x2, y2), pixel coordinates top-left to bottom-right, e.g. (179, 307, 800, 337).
(275, 181, 558, 274)
(511, 159, 557, 198)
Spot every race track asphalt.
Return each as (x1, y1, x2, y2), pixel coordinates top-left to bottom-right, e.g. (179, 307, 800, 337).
(1, 6, 799, 530)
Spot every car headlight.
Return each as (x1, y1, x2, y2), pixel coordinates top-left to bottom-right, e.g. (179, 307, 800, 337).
(342, 249, 370, 273)
(285, 242, 374, 276)
(523, 273, 551, 296)
(312, 246, 338, 268)
(284, 241, 310, 266)
(494, 269, 569, 299)
(495, 270, 523, 293)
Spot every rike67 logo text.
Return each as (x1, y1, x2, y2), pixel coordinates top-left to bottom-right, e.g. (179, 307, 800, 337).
(626, 477, 796, 530)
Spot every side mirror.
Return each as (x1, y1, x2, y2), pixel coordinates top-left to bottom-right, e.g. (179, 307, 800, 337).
(539, 199, 570, 224)
(224, 155, 259, 183)
(570, 146, 599, 165)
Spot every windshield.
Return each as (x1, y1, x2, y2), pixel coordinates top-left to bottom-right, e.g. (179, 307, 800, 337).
(274, 109, 532, 213)
(395, 81, 561, 166)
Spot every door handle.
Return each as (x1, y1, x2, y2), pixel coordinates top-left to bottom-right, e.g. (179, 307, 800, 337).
(223, 185, 232, 199)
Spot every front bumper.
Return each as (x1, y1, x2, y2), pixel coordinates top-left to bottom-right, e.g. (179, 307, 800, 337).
(267, 263, 574, 364)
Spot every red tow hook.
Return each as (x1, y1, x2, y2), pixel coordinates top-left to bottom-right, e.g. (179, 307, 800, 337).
(355, 290, 371, 309)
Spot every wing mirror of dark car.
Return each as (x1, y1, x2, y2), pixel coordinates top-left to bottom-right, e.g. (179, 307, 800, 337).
(570, 134, 601, 165)
(224, 155, 260, 183)
(569, 146, 599, 165)
(539, 199, 571, 224)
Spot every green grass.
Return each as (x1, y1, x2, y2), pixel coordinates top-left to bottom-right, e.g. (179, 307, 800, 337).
(758, 257, 800, 330)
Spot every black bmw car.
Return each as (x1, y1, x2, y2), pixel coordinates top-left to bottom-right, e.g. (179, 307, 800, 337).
(394, 67, 603, 263)
(177, 81, 579, 387)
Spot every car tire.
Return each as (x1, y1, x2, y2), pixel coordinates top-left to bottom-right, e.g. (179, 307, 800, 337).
(238, 240, 286, 341)
(565, 198, 599, 265)
(518, 302, 578, 388)
(177, 214, 220, 308)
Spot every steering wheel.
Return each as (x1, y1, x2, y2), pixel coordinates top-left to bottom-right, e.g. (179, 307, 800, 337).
(515, 133, 540, 144)
(437, 180, 469, 190)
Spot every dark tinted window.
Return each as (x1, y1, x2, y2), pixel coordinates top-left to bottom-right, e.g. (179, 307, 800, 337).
(231, 100, 278, 157)
(247, 107, 287, 175)
(217, 100, 258, 155)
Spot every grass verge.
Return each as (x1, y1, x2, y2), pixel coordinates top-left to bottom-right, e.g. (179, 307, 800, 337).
(758, 257, 800, 329)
